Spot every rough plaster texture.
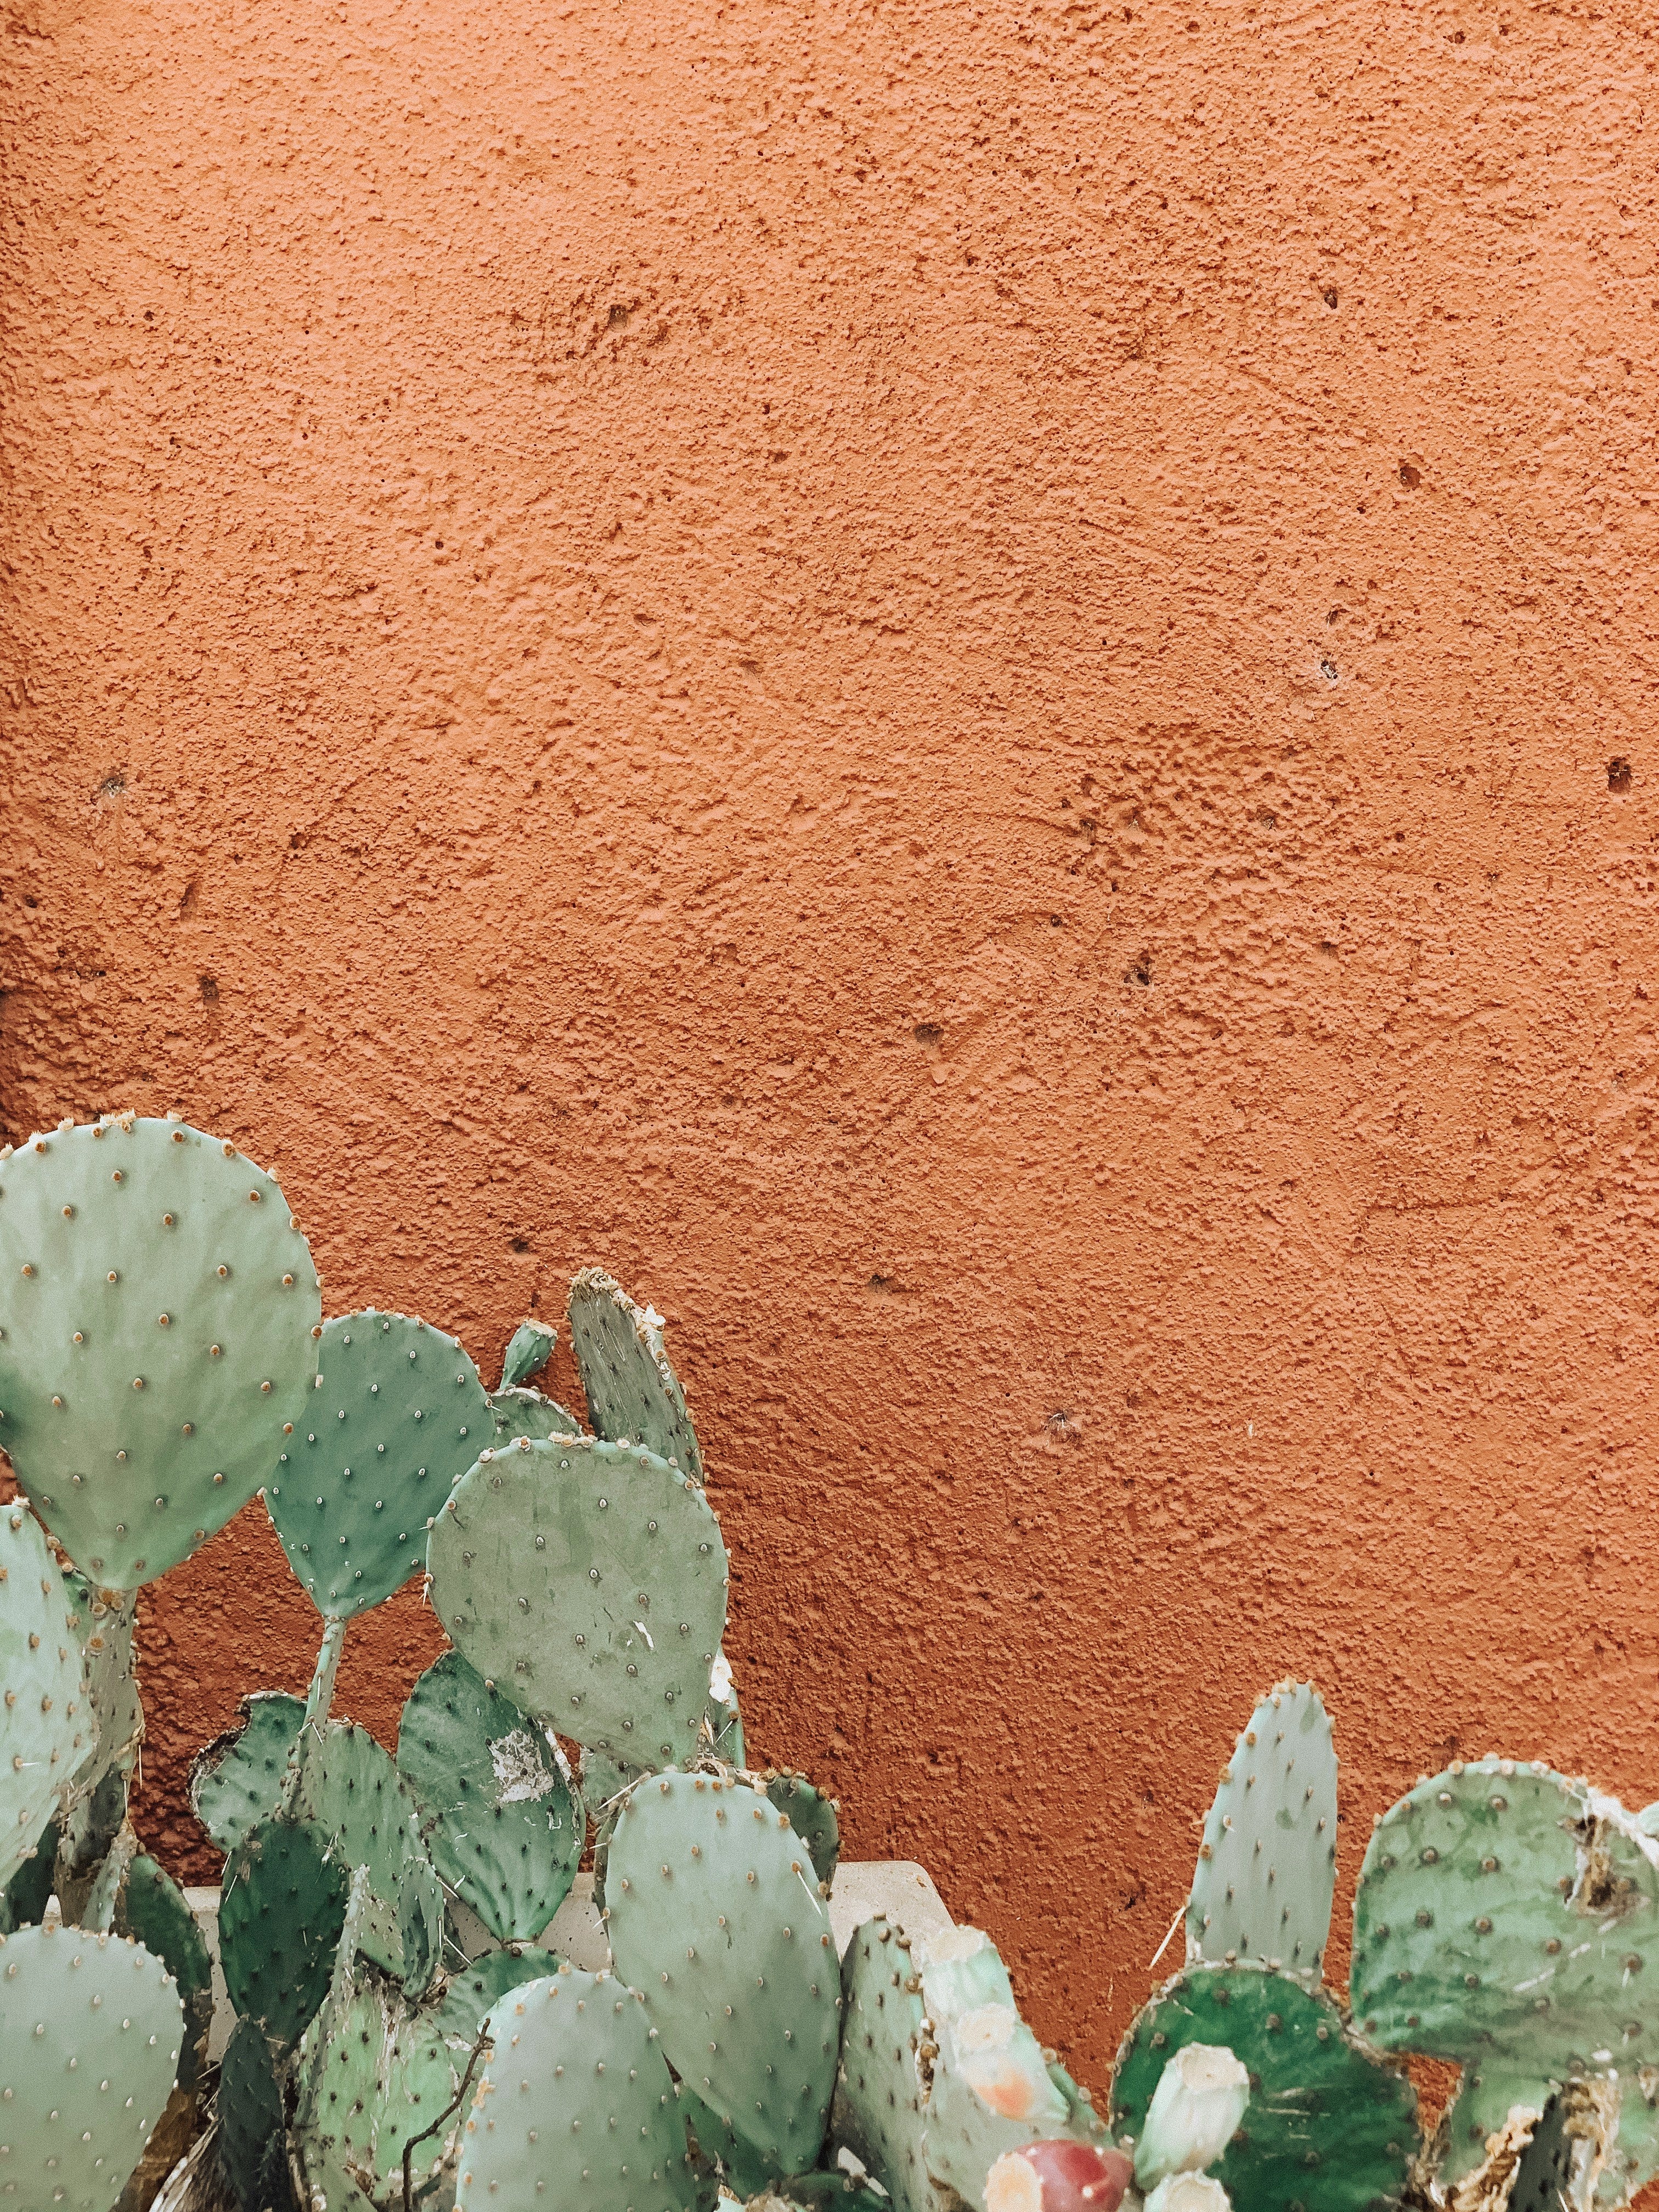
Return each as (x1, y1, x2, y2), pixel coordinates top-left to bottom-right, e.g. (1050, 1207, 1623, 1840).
(3, 0, 1659, 2092)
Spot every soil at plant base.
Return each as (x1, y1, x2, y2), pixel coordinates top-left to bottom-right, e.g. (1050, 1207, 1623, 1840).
(4, 0, 1659, 2103)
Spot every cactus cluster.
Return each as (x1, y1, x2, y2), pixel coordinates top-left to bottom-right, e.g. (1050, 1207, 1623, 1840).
(3, 1114, 1657, 2212)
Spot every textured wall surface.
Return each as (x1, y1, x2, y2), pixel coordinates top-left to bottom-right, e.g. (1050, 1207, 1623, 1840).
(3, 0, 1658, 2087)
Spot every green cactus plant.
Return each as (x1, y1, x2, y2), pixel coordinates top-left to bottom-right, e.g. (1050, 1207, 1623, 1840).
(0, 1499, 92, 1888)
(0, 1114, 321, 1588)
(759, 1769, 841, 1887)
(489, 1382, 584, 1441)
(189, 1690, 304, 1855)
(218, 2013, 296, 2212)
(453, 1964, 697, 2212)
(397, 1650, 584, 1945)
(568, 1267, 703, 1479)
(1186, 1680, 1337, 1981)
(0, 1920, 185, 2212)
(606, 1767, 841, 2185)
(427, 1432, 728, 1765)
(831, 1916, 934, 2212)
(219, 1813, 350, 2052)
(498, 1318, 556, 1393)
(287, 1718, 446, 1994)
(111, 1852, 216, 2094)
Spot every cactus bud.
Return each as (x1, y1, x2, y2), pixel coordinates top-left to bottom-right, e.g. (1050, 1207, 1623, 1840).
(986, 2141, 1135, 2212)
(1133, 2042, 1250, 2187)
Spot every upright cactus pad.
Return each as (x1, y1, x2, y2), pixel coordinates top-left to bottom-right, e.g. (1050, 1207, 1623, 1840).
(454, 1965, 697, 2212)
(397, 1651, 584, 1944)
(1351, 1758, 1659, 2188)
(607, 1768, 841, 2181)
(568, 1267, 703, 1479)
(428, 1434, 729, 1764)
(266, 1310, 490, 1620)
(1187, 1680, 1338, 1979)
(0, 1500, 91, 1888)
(0, 1921, 185, 2212)
(1110, 1964, 1418, 2212)
(219, 1814, 349, 2051)
(189, 1690, 304, 1855)
(218, 2014, 295, 2212)
(761, 1769, 842, 1886)
(832, 1916, 933, 2212)
(0, 1115, 321, 1587)
(290, 1719, 445, 1991)
(499, 1318, 556, 1393)
(114, 1853, 216, 2092)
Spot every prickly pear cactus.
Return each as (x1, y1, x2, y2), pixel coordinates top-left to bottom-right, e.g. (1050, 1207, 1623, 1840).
(499, 1318, 556, 1393)
(219, 1814, 349, 2051)
(568, 1267, 703, 1479)
(265, 1310, 490, 1619)
(2, 1819, 57, 1933)
(489, 1383, 583, 1441)
(0, 1921, 185, 2212)
(1352, 1758, 1659, 2192)
(705, 1649, 744, 1766)
(56, 1588, 141, 1913)
(289, 1718, 445, 1991)
(1187, 1680, 1337, 1980)
(189, 1690, 304, 1854)
(428, 1433, 728, 1764)
(114, 1853, 216, 2092)
(218, 2013, 295, 2212)
(454, 1965, 697, 2212)
(1110, 1963, 1418, 2212)
(0, 1500, 91, 1887)
(397, 1650, 584, 1945)
(760, 1769, 841, 1886)
(832, 1916, 934, 2212)
(607, 1768, 840, 2183)
(0, 1115, 321, 1587)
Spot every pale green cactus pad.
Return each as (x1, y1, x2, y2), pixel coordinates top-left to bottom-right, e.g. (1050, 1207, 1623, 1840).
(189, 1690, 304, 1855)
(428, 1434, 728, 1764)
(1352, 1758, 1659, 2190)
(499, 1318, 556, 1393)
(704, 1651, 744, 1766)
(397, 1651, 584, 1944)
(489, 1383, 583, 1441)
(114, 1853, 215, 2093)
(219, 1814, 349, 2051)
(1187, 1680, 1338, 1980)
(266, 1310, 490, 1621)
(1110, 1963, 1418, 2212)
(568, 1267, 703, 1479)
(0, 1115, 321, 1588)
(454, 1965, 696, 2212)
(831, 1916, 933, 2212)
(0, 1500, 91, 1888)
(218, 2014, 293, 2212)
(607, 1768, 840, 2182)
(0, 1921, 185, 2212)
(760, 1769, 841, 1887)
(290, 1719, 445, 1992)
(57, 1590, 140, 1903)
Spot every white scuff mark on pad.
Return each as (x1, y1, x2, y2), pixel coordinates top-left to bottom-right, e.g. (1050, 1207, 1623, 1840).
(490, 1726, 558, 1804)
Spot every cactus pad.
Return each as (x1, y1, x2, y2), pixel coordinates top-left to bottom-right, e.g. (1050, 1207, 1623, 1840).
(490, 1383, 583, 1442)
(0, 1502, 91, 1888)
(454, 1964, 696, 2212)
(190, 1690, 304, 1856)
(568, 1267, 703, 1478)
(761, 1769, 842, 1887)
(1187, 1680, 1337, 1980)
(114, 1853, 215, 2092)
(0, 1921, 185, 2212)
(265, 1310, 490, 1620)
(428, 1434, 728, 1764)
(217, 2013, 295, 2212)
(832, 1915, 933, 2212)
(499, 1318, 556, 1393)
(607, 1768, 840, 2181)
(219, 1814, 349, 2051)
(397, 1651, 584, 1944)
(1352, 1758, 1659, 2187)
(0, 1115, 321, 1587)
(1110, 1963, 1418, 2212)
(290, 1719, 445, 1991)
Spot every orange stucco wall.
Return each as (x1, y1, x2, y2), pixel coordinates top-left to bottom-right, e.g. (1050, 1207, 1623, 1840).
(4, 0, 1658, 2090)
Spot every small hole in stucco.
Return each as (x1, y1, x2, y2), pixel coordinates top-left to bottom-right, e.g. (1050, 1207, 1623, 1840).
(1608, 757, 1634, 793)
(1319, 659, 1338, 682)
(98, 770, 125, 798)
(1323, 286, 1338, 308)
(198, 974, 219, 1003)
(1399, 461, 1421, 488)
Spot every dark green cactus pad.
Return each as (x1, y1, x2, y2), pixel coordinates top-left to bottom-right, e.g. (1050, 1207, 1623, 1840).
(568, 1267, 703, 1479)
(190, 1691, 304, 1857)
(219, 1814, 349, 2051)
(218, 2014, 296, 2212)
(397, 1651, 584, 1944)
(499, 1318, 556, 1393)
(1187, 1679, 1337, 1980)
(0, 1115, 321, 1588)
(1110, 1963, 1418, 2212)
(266, 1310, 489, 1621)
(0, 1921, 185, 2212)
(831, 1916, 931, 2212)
(291, 1719, 445, 1992)
(489, 1383, 583, 1441)
(428, 1434, 728, 1764)
(454, 1965, 697, 2212)
(0, 1501, 92, 1888)
(773, 2174, 901, 2212)
(761, 1769, 841, 1886)
(2, 1819, 57, 1933)
(115, 1853, 215, 2093)
(1352, 1758, 1659, 2188)
(607, 1768, 840, 2182)
(680, 2084, 775, 2200)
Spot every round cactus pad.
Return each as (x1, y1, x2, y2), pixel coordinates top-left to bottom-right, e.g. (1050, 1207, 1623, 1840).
(397, 1651, 584, 1945)
(1110, 1963, 1417, 2212)
(607, 1768, 840, 2181)
(0, 1116, 321, 1588)
(0, 1502, 92, 1888)
(219, 1815, 349, 2052)
(189, 1690, 304, 1855)
(266, 1310, 490, 1620)
(0, 1921, 185, 2212)
(1187, 1680, 1337, 1979)
(428, 1434, 728, 1763)
(568, 1267, 703, 1478)
(455, 1965, 695, 2212)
